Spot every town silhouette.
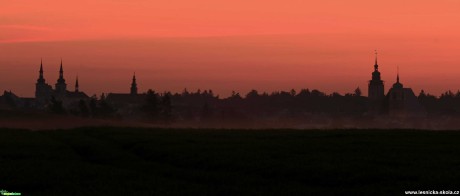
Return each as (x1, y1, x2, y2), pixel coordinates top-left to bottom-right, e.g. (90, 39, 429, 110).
(1, 52, 460, 129)
(3, 52, 460, 196)
(4, 0, 460, 195)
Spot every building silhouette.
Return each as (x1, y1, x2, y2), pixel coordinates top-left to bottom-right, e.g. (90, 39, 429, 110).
(130, 73, 138, 95)
(35, 59, 53, 105)
(0, 56, 432, 122)
(368, 51, 385, 114)
(35, 60, 89, 108)
(106, 73, 146, 116)
(55, 60, 67, 95)
(367, 52, 425, 117)
(384, 68, 425, 118)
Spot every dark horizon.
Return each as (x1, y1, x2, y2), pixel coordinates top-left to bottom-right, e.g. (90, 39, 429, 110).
(1, 54, 460, 100)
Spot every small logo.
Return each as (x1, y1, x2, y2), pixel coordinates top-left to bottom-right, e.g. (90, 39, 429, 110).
(0, 189, 21, 196)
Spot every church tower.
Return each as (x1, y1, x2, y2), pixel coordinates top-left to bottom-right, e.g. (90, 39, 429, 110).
(35, 59, 52, 104)
(55, 59, 67, 95)
(130, 73, 138, 95)
(36, 59, 45, 86)
(387, 67, 404, 115)
(385, 67, 426, 118)
(368, 51, 385, 114)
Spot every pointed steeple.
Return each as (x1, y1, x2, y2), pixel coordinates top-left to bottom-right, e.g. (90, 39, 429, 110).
(130, 72, 138, 95)
(39, 59, 44, 77)
(40, 58, 43, 74)
(59, 59, 64, 79)
(392, 65, 403, 89)
(37, 59, 45, 83)
(368, 50, 385, 102)
(75, 76, 79, 93)
(374, 50, 378, 71)
(371, 50, 382, 81)
(55, 59, 67, 93)
(57, 59, 65, 82)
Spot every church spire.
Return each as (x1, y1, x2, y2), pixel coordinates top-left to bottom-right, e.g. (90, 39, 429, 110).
(59, 59, 64, 79)
(75, 76, 79, 93)
(39, 59, 44, 78)
(392, 65, 403, 89)
(55, 58, 67, 93)
(57, 59, 65, 83)
(374, 50, 378, 71)
(37, 59, 45, 83)
(130, 72, 138, 95)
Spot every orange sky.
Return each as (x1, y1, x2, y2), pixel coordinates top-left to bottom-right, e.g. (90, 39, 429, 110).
(1, 0, 460, 97)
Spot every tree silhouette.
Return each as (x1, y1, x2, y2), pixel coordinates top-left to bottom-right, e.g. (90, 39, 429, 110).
(49, 96, 65, 114)
(142, 89, 159, 119)
(78, 99, 89, 117)
(200, 101, 214, 121)
(161, 93, 173, 123)
(297, 89, 311, 97)
(246, 89, 259, 99)
(98, 95, 115, 117)
(354, 87, 362, 97)
(89, 95, 98, 117)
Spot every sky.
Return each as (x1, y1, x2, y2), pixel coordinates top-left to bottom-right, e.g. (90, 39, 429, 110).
(1, 0, 460, 97)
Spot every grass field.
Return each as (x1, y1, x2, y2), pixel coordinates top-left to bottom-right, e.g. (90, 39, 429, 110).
(1, 127, 459, 195)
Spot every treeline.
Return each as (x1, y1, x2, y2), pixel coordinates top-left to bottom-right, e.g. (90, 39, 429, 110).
(10, 88, 460, 122)
(47, 88, 367, 122)
(119, 87, 366, 123)
(49, 95, 116, 117)
(418, 90, 460, 116)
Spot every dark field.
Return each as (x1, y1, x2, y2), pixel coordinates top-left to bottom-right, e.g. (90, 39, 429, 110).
(1, 128, 460, 195)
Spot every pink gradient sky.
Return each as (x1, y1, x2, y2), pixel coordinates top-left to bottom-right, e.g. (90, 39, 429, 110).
(1, 0, 460, 97)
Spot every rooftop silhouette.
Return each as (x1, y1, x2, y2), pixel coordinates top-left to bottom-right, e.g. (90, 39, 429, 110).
(1, 54, 460, 129)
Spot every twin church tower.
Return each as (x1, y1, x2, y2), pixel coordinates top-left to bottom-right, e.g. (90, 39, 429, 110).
(35, 59, 139, 106)
(35, 59, 71, 104)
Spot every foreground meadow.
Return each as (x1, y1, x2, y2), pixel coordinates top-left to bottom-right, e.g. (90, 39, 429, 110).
(1, 128, 459, 195)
